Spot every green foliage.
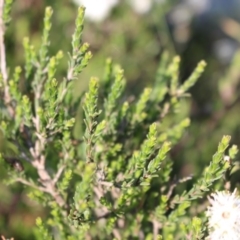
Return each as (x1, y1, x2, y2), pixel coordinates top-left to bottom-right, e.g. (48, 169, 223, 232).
(3, 0, 13, 25)
(0, 2, 239, 240)
(70, 7, 92, 80)
(35, 217, 52, 240)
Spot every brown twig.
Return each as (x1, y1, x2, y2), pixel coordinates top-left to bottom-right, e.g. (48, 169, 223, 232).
(112, 229, 121, 240)
(30, 144, 65, 207)
(0, 0, 14, 118)
(167, 175, 193, 199)
(152, 218, 161, 240)
(53, 165, 65, 185)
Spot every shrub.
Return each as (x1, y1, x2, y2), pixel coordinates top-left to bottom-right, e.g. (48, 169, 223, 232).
(0, 2, 238, 239)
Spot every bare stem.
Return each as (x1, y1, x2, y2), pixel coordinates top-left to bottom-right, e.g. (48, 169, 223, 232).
(152, 218, 161, 240)
(53, 165, 65, 185)
(30, 79, 66, 207)
(30, 139, 65, 207)
(0, 0, 14, 117)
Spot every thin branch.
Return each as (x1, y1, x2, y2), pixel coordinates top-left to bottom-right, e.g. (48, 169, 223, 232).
(19, 152, 32, 163)
(96, 211, 112, 220)
(10, 139, 32, 163)
(112, 229, 121, 240)
(0, 0, 14, 117)
(67, 66, 74, 81)
(152, 219, 161, 240)
(53, 165, 65, 185)
(98, 181, 114, 187)
(30, 80, 66, 206)
(167, 175, 193, 199)
(16, 177, 47, 192)
(31, 158, 65, 207)
(0, 0, 7, 79)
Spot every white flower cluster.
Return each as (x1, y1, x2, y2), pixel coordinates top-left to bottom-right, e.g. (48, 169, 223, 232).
(72, 0, 119, 22)
(206, 189, 240, 240)
(72, 0, 165, 22)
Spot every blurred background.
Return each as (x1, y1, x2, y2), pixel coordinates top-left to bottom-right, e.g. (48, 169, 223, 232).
(1, 0, 240, 238)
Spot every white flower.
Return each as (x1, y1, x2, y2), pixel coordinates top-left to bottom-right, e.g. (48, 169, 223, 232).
(206, 189, 240, 240)
(128, 0, 166, 14)
(128, 0, 152, 14)
(72, 0, 119, 22)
